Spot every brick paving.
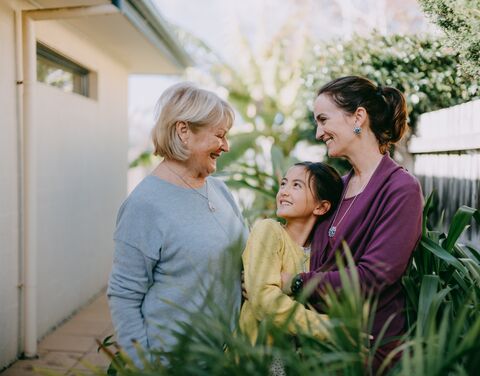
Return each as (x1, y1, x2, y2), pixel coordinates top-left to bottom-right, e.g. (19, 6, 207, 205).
(1, 293, 114, 376)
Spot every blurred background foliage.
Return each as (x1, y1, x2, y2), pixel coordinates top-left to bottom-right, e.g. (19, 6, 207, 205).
(129, 16, 479, 224)
(139, 25, 478, 223)
(419, 0, 480, 79)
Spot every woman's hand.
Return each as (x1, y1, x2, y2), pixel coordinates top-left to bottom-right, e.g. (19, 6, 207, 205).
(281, 272, 293, 295)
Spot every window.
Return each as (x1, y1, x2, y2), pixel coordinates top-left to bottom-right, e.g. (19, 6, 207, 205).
(36, 42, 90, 97)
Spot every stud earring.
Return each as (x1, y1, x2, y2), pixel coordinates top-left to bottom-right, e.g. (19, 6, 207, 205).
(353, 123, 361, 135)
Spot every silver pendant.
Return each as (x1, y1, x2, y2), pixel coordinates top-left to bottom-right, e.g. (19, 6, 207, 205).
(208, 201, 216, 212)
(328, 226, 336, 238)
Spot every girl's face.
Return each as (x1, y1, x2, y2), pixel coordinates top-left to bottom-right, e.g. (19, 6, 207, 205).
(276, 166, 320, 221)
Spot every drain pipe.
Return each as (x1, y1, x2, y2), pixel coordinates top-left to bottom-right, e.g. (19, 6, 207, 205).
(14, 9, 25, 357)
(21, 11, 37, 358)
(19, 3, 118, 358)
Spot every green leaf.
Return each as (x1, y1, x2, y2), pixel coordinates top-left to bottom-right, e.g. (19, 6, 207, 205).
(224, 179, 275, 199)
(417, 275, 439, 332)
(422, 191, 435, 235)
(216, 132, 259, 171)
(444, 206, 480, 252)
(420, 236, 468, 274)
(129, 151, 155, 168)
(270, 144, 286, 183)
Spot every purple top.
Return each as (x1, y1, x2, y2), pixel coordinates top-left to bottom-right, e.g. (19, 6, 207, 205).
(303, 154, 423, 341)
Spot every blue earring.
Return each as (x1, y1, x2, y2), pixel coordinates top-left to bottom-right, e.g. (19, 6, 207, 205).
(353, 123, 361, 135)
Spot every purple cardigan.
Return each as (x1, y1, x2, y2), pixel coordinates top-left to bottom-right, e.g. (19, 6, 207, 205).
(303, 154, 423, 341)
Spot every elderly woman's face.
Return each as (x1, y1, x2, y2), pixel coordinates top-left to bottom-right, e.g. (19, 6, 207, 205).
(187, 122, 230, 176)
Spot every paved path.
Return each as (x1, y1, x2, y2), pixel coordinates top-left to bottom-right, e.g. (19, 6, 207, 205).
(1, 293, 114, 375)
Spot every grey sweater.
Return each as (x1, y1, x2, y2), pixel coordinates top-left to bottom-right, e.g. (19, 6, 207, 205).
(107, 175, 248, 364)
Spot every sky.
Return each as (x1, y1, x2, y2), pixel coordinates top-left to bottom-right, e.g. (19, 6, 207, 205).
(129, 0, 296, 113)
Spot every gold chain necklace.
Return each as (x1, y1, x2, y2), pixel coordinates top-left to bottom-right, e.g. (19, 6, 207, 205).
(164, 164, 216, 212)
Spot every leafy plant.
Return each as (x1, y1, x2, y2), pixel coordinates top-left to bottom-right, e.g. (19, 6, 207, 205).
(92, 197, 479, 376)
(300, 32, 479, 143)
(130, 27, 478, 218)
(97, 246, 378, 376)
(403, 193, 480, 327)
(398, 193, 480, 375)
(419, 0, 480, 78)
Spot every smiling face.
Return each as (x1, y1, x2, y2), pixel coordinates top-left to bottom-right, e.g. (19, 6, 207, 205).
(186, 121, 230, 177)
(313, 94, 358, 158)
(276, 165, 319, 221)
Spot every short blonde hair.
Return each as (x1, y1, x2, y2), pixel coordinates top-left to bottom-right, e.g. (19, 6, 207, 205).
(151, 82, 235, 161)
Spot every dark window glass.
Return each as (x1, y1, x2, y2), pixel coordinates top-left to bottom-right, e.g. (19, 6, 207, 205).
(37, 42, 89, 97)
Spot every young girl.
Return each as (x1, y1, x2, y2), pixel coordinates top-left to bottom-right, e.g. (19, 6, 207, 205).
(239, 162, 343, 342)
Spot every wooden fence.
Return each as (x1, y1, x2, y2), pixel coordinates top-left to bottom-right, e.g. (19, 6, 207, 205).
(409, 99, 480, 245)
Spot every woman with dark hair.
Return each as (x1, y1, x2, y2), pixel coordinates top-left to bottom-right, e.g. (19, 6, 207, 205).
(283, 76, 423, 372)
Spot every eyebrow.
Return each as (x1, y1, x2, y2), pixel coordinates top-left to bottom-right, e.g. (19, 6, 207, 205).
(282, 178, 305, 184)
(315, 113, 327, 121)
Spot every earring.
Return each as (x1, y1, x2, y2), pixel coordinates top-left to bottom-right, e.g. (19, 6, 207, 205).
(353, 123, 361, 135)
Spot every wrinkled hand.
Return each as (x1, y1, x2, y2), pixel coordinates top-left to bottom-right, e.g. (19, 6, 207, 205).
(281, 272, 293, 295)
(241, 270, 248, 301)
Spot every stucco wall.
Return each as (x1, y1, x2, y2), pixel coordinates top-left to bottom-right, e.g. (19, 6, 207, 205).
(0, 0, 21, 368)
(34, 21, 128, 338)
(0, 3, 129, 368)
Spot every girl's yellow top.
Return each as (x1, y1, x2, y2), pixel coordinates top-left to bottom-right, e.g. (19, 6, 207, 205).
(239, 219, 329, 343)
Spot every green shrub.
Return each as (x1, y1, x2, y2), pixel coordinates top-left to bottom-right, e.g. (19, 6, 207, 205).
(398, 194, 480, 375)
(299, 32, 478, 142)
(420, 0, 480, 78)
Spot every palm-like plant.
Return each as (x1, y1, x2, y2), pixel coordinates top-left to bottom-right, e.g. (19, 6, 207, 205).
(96, 246, 376, 376)
(403, 193, 480, 327)
(90, 197, 479, 376)
(397, 194, 480, 375)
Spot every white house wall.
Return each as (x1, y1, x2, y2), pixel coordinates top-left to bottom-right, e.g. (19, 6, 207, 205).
(0, 2, 129, 368)
(34, 21, 128, 338)
(0, 0, 21, 367)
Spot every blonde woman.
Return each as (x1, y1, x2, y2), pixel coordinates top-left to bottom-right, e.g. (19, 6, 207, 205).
(108, 83, 248, 365)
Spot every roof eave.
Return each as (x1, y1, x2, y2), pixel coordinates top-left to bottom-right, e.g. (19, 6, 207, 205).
(112, 0, 194, 70)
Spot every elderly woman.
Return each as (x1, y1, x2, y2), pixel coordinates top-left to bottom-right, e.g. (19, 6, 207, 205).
(107, 83, 248, 364)
(284, 76, 423, 372)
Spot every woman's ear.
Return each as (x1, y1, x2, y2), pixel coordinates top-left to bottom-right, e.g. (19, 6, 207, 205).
(175, 121, 190, 144)
(313, 200, 331, 217)
(354, 106, 368, 126)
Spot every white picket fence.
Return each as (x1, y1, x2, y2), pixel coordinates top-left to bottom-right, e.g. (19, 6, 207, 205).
(408, 99, 480, 244)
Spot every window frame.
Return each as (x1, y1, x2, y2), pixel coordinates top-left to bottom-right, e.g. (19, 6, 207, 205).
(36, 42, 90, 97)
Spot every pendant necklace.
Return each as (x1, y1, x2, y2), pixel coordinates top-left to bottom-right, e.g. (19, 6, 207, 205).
(164, 164, 216, 212)
(328, 177, 369, 238)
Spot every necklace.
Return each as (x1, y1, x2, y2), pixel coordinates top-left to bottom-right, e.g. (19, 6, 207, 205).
(164, 163, 216, 212)
(328, 177, 369, 238)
